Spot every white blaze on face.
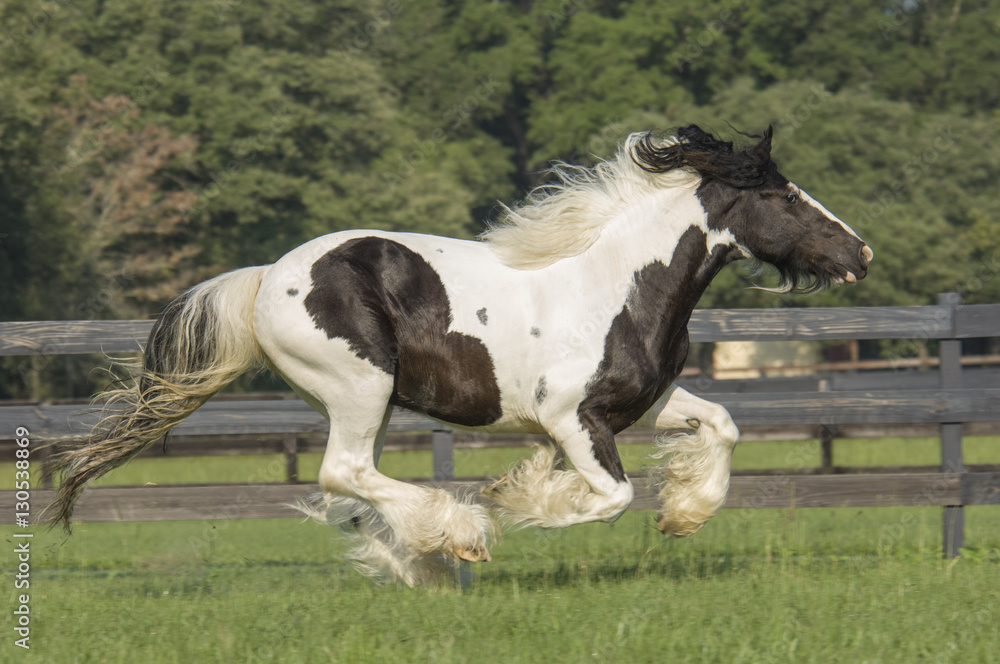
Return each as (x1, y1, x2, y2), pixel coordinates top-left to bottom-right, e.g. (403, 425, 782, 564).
(791, 182, 874, 283)
(792, 183, 863, 241)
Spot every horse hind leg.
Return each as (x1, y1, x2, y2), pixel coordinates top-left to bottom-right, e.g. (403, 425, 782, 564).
(296, 485, 459, 586)
(297, 381, 494, 586)
(303, 473, 495, 585)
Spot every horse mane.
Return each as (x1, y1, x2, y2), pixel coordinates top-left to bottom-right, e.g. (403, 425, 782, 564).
(631, 124, 778, 187)
(482, 125, 775, 270)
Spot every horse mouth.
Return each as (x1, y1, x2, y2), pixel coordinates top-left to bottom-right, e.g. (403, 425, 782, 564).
(832, 263, 866, 284)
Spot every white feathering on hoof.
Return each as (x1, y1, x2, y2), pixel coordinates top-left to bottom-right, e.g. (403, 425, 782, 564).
(292, 490, 494, 587)
(482, 445, 593, 529)
(649, 427, 735, 537)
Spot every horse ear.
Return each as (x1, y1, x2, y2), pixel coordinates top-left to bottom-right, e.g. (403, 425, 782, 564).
(752, 125, 773, 160)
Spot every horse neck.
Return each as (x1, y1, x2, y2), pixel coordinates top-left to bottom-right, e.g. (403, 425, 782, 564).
(567, 185, 738, 347)
(574, 184, 734, 289)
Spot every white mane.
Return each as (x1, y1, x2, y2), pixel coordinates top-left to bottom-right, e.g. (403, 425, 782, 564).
(480, 132, 701, 270)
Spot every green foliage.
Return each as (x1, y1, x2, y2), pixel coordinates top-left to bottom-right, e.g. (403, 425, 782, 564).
(2, 0, 1000, 397)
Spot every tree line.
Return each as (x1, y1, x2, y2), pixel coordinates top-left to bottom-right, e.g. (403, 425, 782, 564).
(1, 0, 998, 398)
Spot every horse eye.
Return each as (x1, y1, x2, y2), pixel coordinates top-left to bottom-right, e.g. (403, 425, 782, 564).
(784, 193, 799, 204)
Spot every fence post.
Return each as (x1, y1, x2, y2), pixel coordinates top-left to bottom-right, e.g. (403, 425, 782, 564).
(818, 378, 835, 473)
(283, 433, 299, 483)
(937, 292, 963, 558)
(432, 427, 455, 481)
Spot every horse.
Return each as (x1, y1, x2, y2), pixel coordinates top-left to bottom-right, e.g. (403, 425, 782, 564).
(47, 124, 872, 586)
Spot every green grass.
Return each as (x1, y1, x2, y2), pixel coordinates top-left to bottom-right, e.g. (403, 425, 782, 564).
(3, 510, 999, 663)
(6, 435, 998, 489)
(2, 437, 999, 662)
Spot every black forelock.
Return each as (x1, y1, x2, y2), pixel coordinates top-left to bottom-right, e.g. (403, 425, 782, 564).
(631, 124, 779, 188)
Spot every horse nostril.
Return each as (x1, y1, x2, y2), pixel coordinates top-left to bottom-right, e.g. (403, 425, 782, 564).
(860, 245, 874, 267)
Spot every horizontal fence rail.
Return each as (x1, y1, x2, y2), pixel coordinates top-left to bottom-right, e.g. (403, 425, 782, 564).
(3, 389, 1000, 439)
(1, 295, 998, 557)
(11, 472, 1000, 526)
(3, 302, 1000, 355)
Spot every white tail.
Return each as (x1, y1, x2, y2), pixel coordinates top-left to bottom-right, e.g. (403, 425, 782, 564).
(46, 265, 270, 529)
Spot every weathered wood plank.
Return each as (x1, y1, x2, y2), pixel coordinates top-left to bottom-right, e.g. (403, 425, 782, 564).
(0, 402, 443, 438)
(687, 306, 953, 341)
(0, 320, 153, 356)
(714, 389, 1000, 426)
(3, 389, 999, 439)
(0, 304, 976, 357)
(7, 472, 993, 524)
(721, 473, 964, 509)
(963, 472, 1000, 506)
(954, 303, 1000, 339)
(4, 425, 1000, 462)
(828, 367, 1000, 392)
(681, 367, 1000, 393)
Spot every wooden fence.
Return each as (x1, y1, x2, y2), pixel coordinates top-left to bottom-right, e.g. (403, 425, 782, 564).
(2, 293, 999, 557)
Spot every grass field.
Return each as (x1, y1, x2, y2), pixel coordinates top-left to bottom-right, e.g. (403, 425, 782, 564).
(3, 437, 999, 663)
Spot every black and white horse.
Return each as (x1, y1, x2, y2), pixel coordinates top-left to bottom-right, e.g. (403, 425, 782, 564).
(49, 125, 872, 585)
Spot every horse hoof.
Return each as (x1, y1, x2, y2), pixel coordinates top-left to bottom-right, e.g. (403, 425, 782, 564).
(455, 545, 491, 563)
(482, 475, 508, 497)
(656, 512, 703, 538)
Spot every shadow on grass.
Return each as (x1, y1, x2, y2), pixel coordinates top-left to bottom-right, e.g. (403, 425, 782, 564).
(475, 551, 764, 591)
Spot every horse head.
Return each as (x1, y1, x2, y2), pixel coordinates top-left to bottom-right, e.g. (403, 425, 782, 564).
(633, 124, 872, 293)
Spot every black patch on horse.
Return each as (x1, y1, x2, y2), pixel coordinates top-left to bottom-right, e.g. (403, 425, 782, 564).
(476, 308, 488, 325)
(304, 237, 502, 427)
(286, 288, 299, 297)
(578, 226, 739, 481)
(530, 327, 541, 337)
(534, 376, 547, 405)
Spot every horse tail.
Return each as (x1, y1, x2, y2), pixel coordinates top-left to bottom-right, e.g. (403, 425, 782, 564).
(46, 265, 270, 530)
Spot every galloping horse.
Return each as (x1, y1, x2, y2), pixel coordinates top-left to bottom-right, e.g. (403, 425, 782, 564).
(48, 125, 872, 585)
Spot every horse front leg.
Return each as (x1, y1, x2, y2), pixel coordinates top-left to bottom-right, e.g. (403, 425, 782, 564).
(635, 385, 740, 537)
(483, 415, 634, 528)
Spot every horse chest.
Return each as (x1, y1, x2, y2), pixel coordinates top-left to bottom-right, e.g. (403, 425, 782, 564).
(582, 321, 690, 432)
(577, 250, 702, 432)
